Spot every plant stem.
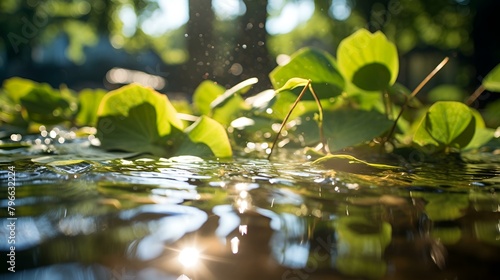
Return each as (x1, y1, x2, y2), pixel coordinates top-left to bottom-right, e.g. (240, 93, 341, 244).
(383, 56, 450, 147)
(465, 84, 486, 106)
(267, 80, 327, 159)
(308, 84, 328, 154)
(382, 89, 393, 120)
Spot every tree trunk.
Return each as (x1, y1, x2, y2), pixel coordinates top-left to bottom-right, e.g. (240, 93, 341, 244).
(233, 0, 274, 92)
(184, 0, 215, 93)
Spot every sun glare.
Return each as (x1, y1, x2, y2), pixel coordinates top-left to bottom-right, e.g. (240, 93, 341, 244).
(178, 247, 201, 268)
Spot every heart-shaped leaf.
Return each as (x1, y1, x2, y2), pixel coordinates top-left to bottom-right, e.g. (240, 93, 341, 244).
(96, 84, 184, 155)
(270, 47, 345, 100)
(413, 101, 475, 150)
(323, 109, 393, 151)
(337, 29, 398, 91)
(176, 116, 233, 158)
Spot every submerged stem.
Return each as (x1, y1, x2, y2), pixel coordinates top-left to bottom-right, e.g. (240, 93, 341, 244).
(383, 56, 450, 147)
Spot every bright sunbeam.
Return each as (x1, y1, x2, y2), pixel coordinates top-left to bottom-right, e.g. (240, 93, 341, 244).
(178, 247, 201, 268)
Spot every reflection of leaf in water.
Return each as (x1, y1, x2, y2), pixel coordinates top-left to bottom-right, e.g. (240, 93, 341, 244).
(411, 192, 469, 221)
(334, 216, 392, 278)
(475, 221, 500, 247)
(431, 226, 462, 245)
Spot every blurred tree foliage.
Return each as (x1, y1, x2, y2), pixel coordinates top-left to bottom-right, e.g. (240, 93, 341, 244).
(0, 0, 497, 96)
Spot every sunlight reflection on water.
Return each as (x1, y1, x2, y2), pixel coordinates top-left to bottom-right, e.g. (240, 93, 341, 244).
(1, 150, 499, 279)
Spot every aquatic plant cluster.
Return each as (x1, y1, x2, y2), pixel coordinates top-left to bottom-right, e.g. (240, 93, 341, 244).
(1, 29, 499, 163)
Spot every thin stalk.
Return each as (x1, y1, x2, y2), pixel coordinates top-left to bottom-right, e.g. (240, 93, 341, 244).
(465, 84, 486, 106)
(307, 83, 328, 154)
(382, 89, 393, 120)
(267, 80, 327, 159)
(383, 56, 450, 146)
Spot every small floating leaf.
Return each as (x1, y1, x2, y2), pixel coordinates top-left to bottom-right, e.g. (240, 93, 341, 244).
(413, 101, 475, 151)
(313, 154, 400, 174)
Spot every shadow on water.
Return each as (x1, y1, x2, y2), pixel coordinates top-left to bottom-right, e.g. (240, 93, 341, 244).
(0, 140, 499, 279)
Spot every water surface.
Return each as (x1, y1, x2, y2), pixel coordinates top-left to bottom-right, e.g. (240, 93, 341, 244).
(0, 138, 499, 280)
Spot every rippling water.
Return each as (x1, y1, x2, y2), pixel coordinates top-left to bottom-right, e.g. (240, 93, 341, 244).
(0, 138, 499, 280)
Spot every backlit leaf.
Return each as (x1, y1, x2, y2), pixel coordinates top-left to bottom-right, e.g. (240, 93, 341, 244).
(337, 29, 398, 91)
(413, 101, 475, 150)
(270, 47, 345, 100)
(96, 84, 184, 155)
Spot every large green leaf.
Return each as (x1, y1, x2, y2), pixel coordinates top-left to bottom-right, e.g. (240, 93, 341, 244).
(96, 84, 184, 155)
(3, 77, 73, 125)
(3, 77, 38, 103)
(192, 79, 251, 126)
(193, 80, 226, 115)
(269, 47, 345, 100)
(323, 109, 393, 151)
(176, 116, 233, 158)
(337, 29, 398, 91)
(19, 86, 72, 125)
(75, 88, 106, 127)
(482, 63, 500, 92)
(413, 101, 475, 150)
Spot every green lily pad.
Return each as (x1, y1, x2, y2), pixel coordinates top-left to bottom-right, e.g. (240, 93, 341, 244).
(96, 84, 184, 156)
(482, 63, 500, 92)
(270, 47, 345, 100)
(313, 154, 400, 174)
(192, 79, 250, 126)
(3, 77, 38, 103)
(413, 101, 476, 151)
(337, 29, 398, 91)
(75, 88, 106, 127)
(176, 116, 233, 158)
(19, 86, 72, 125)
(323, 109, 393, 151)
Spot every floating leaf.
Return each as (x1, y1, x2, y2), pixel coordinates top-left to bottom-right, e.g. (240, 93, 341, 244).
(2, 77, 38, 103)
(96, 84, 184, 155)
(192, 79, 249, 126)
(176, 116, 233, 158)
(482, 63, 500, 92)
(19, 86, 72, 125)
(463, 109, 494, 150)
(413, 101, 475, 151)
(210, 77, 257, 109)
(75, 88, 106, 126)
(323, 109, 393, 151)
(193, 80, 226, 115)
(337, 29, 398, 91)
(313, 154, 400, 174)
(270, 47, 345, 100)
